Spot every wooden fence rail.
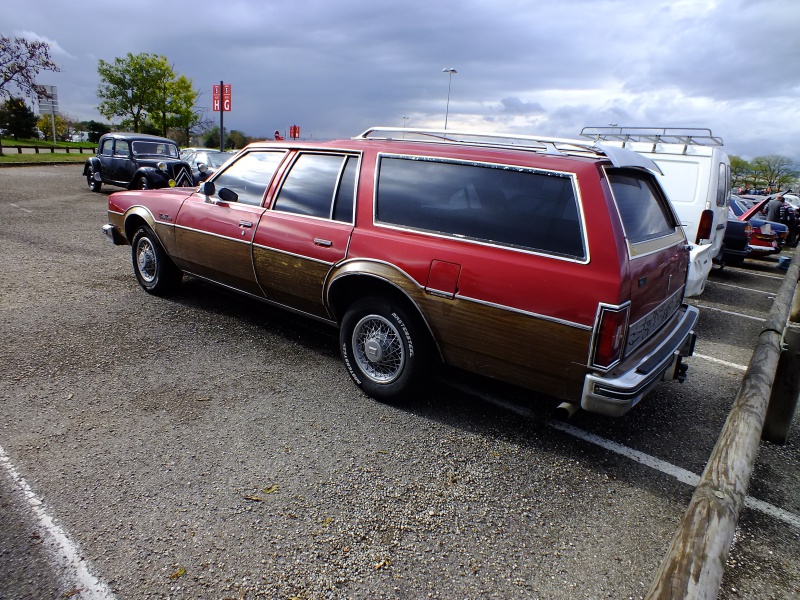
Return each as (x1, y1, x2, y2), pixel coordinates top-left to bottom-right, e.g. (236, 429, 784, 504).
(0, 141, 95, 156)
(647, 243, 800, 599)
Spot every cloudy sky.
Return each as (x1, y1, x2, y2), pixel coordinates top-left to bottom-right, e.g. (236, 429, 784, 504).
(6, 0, 800, 160)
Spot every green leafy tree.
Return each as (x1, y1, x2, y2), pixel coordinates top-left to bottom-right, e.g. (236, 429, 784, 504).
(227, 130, 251, 149)
(151, 74, 200, 143)
(81, 120, 111, 143)
(37, 113, 68, 140)
(728, 155, 751, 190)
(97, 53, 175, 133)
(751, 155, 799, 191)
(0, 36, 60, 100)
(0, 96, 37, 138)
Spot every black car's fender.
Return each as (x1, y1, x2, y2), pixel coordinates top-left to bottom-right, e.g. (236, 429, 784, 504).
(126, 166, 169, 190)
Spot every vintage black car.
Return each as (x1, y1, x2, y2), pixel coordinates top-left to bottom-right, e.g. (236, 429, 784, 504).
(84, 133, 194, 192)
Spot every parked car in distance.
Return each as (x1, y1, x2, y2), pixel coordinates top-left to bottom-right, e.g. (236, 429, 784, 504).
(580, 127, 730, 298)
(102, 127, 699, 417)
(182, 149, 236, 184)
(84, 133, 194, 192)
(719, 210, 752, 267)
(730, 195, 786, 252)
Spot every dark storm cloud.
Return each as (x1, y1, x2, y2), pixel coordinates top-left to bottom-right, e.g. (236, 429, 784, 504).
(5, 0, 800, 159)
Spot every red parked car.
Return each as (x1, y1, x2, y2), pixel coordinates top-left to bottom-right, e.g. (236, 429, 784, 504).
(102, 127, 698, 417)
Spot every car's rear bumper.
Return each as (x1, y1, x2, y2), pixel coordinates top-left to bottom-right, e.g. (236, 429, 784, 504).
(580, 304, 699, 417)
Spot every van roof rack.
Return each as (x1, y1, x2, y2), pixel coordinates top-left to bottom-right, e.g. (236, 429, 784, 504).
(579, 126, 724, 147)
(354, 127, 663, 174)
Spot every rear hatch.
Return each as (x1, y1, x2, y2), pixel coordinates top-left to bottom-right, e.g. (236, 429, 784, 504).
(606, 168, 690, 354)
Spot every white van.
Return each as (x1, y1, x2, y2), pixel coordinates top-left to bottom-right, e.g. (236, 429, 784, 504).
(581, 127, 731, 297)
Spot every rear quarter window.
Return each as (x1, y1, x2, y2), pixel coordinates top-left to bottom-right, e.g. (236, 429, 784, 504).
(375, 156, 586, 260)
(607, 169, 679, 244)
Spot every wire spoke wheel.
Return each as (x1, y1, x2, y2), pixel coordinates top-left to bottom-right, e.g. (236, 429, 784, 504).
(352, 314, 405, 384)
(135, 237, 157, 283)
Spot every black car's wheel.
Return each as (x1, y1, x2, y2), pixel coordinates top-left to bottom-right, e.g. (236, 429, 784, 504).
(131, 227, 182, 295)
(86, 166, 102, 192)
(136, 176, 149, 190)
(340, 296, 429, 401)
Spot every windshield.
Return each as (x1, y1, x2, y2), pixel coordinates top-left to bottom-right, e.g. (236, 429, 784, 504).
(132, 140, 179, 158)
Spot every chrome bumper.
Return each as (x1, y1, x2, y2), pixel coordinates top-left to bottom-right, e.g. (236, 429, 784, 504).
(581, 305, 699, 417)
(102, 224, 125, 245)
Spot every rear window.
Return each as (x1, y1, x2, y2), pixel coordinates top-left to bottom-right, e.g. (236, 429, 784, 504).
(607, 169, 678, 243)
(375, 156, 586, 259)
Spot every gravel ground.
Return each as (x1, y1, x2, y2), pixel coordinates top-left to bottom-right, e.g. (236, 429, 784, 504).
(1, 165, 798, 599)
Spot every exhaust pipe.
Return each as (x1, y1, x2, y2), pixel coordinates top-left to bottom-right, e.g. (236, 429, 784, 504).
(555, 402, 580, 420)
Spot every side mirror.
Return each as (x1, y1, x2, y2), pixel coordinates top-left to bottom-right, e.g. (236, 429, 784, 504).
(199, 181, 215, 196)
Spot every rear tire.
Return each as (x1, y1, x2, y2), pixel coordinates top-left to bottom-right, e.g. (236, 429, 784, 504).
(131, 226, 182, 295)
(340, 296, 430, 401)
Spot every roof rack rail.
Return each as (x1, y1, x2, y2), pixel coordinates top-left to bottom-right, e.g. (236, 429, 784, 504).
(354, 127, 663, 174)
(579, 126, 724, 147)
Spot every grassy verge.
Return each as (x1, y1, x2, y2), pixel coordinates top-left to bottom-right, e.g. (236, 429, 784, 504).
(0, 153, 88, 165)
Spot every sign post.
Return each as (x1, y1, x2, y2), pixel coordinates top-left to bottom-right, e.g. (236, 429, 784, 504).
(212, 82, 232, 152)
(37, 85, 59, 146)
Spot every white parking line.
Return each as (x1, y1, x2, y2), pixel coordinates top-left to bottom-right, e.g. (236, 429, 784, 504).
(451, 385, 800, 531)
(710, 281, 777, 296)
(691, 302, 766, 321)
(693, 353, 748, 372)
(0, 445, 116, 599)
(9, 203, 33, 213)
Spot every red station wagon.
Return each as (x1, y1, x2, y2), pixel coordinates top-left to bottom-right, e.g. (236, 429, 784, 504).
(102, 128, 698, 417)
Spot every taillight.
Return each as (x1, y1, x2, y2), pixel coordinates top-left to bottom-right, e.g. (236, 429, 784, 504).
(695, 209, 714, 243)
(744, 223, 752, 239)
(591, 304, 630, 370)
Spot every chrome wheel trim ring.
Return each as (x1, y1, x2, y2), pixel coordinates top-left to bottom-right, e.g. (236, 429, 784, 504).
(136, 237, 157, 283)
(352, 314, 405, 384)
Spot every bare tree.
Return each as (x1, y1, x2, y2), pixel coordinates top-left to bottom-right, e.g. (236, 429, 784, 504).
(0, 36, 60, 100)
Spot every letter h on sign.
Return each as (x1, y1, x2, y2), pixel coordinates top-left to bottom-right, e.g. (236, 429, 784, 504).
(212, 84, 232, 112)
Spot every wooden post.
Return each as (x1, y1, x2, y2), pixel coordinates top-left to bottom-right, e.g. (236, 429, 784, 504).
(647, 244, 800, 599)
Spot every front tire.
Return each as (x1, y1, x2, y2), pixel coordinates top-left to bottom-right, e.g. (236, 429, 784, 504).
(131, 227, 182, 295)
(340, 297, 429, 401)
(136, 176, 149, 190)
(86, 166, 102, 192)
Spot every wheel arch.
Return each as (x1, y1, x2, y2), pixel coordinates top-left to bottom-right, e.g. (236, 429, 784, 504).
(122, 207, 158, 245)
(327, 266, 443, 362)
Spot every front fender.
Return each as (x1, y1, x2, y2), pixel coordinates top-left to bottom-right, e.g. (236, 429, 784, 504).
(126, 167, 171, 190)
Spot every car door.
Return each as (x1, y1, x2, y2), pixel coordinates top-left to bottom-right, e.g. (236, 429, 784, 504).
(253, 152, 358, 319)
(110, 139, 133, 184)
(172, 150, 285, 295)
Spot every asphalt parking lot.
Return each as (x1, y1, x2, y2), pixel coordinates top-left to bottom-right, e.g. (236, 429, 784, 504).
(1, 165, 798, 599)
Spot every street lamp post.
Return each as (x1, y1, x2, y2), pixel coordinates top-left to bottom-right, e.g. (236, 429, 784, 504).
(442, 67, 457, 131)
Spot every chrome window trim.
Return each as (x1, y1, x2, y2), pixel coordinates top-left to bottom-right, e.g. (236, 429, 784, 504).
(270, 150, 361, 225)
(371, 152, 590, 264)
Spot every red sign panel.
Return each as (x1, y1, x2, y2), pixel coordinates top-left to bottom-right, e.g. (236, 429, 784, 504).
(212, 83, 232, 112)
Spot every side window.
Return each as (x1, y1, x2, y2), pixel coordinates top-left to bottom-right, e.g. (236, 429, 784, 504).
(114, 140, 129, 157)
(210, 151, 284, 206)
(101, 140, 113, 156)
(607, 169, 678, 243)
(333, 156, 358, 222)
(376, 156, 586, 259)
(716, 162, 730, 207)
(274, 153, 355, 220)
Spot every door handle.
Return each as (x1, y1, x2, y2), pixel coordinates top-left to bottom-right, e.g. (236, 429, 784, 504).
(314, 238, 333, 247)
(238, 220, 253, 228)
